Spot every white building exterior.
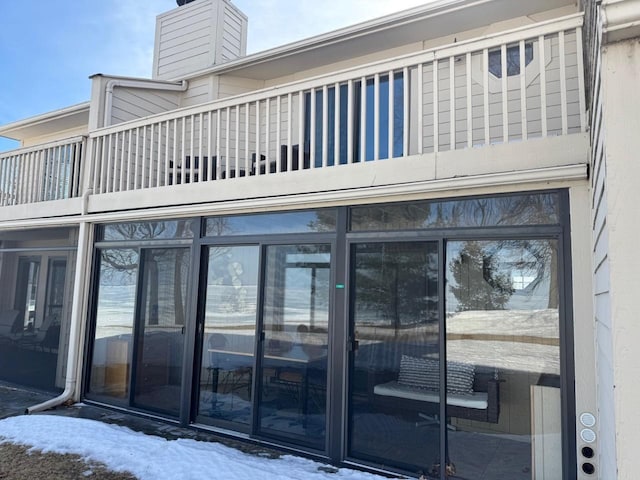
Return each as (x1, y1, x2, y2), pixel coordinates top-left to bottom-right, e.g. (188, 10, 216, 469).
(0, 0, 638, 478)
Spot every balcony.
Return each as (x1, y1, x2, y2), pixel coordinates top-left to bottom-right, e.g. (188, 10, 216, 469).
(0, 14, 588, 220)
(0, 137, 85, 216)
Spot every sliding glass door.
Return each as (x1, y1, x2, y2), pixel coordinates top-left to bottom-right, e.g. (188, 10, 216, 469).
(132, 247, 190, 416)
(257, 244, 331, 448)
(196, 245, 259, 429)
(348, 241, 440, 471)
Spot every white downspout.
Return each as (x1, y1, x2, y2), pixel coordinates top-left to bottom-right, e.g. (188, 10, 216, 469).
(103, 79, 188, 127)
(26, 221, 92, 414)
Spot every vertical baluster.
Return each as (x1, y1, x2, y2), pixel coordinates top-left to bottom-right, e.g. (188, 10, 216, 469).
(559, 30, 568, 135)
(24, 151, 32, 203)
(225, 107, 231, 179)
(5, 155, 13, 205)
(164, 121, 170, 187)
(1, 156, 7, 206)
(466, 53, 473, 148)
(142, 127, 148, 189)
(483, 49, 490, 144)
(254, 102, 260, 176)
(118, 131, 125, 192)
(418, 64, 424, 154)
(403, 67, 409, 157)
(180, 116, 186, 184)
(334, 82, 340, 165)
(235, 106, 240, 176)
(134, 127, 140, 190)
(263, 99, 270, 175)
(73, 140, 81, 197)
(244, 103, 250, 175)
(105, 135, 113, 193)
(501, 44, 508, 143)
(172, 119, 178, 185)
(111, 132, 119, 193)
(199, 112, 204, 182)
(217, 109, 222, 178)
(15, 153, 23, 204)
(189, 114, 195, 182)
(433, 60, 439, 153)
(576, 27, 587, 133)
(539, 35, 548, 137)
(322, 85, 328, 168)
(56, 145, 65, 200)
(389, 70, 394, 158)
(298, 92, 304, 169)
(449, 57, 456, 150)
(208, 111, 213, 181)
(374, 73, 380, 160)
(153, 123, 160, 188)
(149, 126, 155, 189)
(520, 40, 528, 141)
(276, 96, 282, 173)
(360, 77, 367, 163)
(94, 137, 102, 193)
(347, 80, 354, 164)
(18, 152, 26, 204)
(310, 88, 316, 169)
(287, 93, 293, 172)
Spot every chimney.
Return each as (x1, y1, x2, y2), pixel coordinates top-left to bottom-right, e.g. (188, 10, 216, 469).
(152, 0, 248, 80)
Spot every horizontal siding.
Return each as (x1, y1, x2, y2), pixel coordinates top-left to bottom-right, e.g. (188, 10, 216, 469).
(110, 89, 181, 126)
(181, 76, 212, 107)
(218, 76, 265, 99)
(421, 31, 581, 153)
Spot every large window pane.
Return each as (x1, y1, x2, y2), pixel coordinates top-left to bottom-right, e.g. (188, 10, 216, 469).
(349, 242, 440, 473)
(258, 244, 330, 449)
(350, 192, 560, 231)
(204, 210, 337, 236)
(101, 220, 194, 241)
(133, 248, 190, 416)
(0, 227, 77, 393)
(197, 246, 259, 427)
(445, 239, 561, 479)
(88, 249, 139, 400)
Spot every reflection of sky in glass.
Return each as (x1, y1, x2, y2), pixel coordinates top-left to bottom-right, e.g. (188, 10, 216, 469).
(445, 240, 560, 375)
(94, 249, 138, 339)
(351, 193, 559, 231)
(206, 246, 259, 329)
(205, 210, 336, 236)
(102, 220, 194, 241)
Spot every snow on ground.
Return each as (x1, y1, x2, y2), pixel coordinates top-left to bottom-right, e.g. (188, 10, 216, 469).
(0, 415, 389, 480)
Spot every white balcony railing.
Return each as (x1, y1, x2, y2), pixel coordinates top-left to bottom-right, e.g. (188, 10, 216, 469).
(0, 137, 85, 207)
(89, 14, 585, 195)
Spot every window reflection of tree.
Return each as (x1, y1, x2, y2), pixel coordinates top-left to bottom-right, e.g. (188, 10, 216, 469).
(354, 243, 438, 332)
(449, 239, 558, 311)
(99, 220, 193, 327)
(351, 193, 559, 231)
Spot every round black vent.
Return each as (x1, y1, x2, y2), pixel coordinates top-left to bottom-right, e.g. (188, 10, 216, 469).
(176, 0, 196, 6)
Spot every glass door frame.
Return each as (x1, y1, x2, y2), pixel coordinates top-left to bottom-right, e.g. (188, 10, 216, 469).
(129, 245, 192, 417)
(343, 225, 575, 480)
(191, 232, 338, 457)
(84, 237, 197, 423)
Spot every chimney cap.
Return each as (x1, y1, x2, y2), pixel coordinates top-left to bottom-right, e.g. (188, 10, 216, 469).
(176, 0, 196, 6)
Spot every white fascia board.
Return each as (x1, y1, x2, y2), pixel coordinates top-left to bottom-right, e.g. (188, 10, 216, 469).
(0, 102, 90, 141)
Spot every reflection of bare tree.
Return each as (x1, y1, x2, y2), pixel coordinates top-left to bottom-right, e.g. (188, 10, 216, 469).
(205, 217, 233, 236)
(449, 239, 558, 311)
(450, 241, 514, 311)
(351, 193, 559, 230)
(354, 243, 438, 328)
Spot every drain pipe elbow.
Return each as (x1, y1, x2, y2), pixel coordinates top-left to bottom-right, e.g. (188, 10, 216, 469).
(25, 221, 91, 414)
